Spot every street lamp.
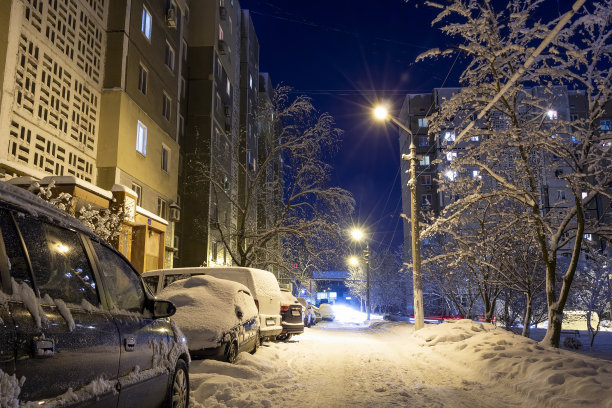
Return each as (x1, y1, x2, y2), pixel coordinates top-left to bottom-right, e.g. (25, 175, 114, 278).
(350, 227, 371, 320)
(373, 104, 425, 331)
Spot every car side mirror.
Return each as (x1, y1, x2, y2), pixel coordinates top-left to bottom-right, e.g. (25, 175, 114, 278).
(152, 300, 176, 319)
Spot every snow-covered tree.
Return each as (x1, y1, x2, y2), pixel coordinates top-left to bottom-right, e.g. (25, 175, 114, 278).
(419, 0, 612, 347)
(187, 86, 355, 273)
(31, 181, 124, 244)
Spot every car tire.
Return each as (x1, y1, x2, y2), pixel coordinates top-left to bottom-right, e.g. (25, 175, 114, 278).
(284, 334, 292, 341)
(226, 341, 238, 364)
(250, 331, 260, 354)
(166, 358, 189, 408)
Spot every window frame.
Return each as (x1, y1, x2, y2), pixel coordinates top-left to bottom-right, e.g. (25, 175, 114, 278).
(136, 120, 147, 156)
(161, 144, 170, 173)
(165, 41, 175, 71)
(138, 64, 148, 95)
(131, 183, 143, 206)
(157, 197, 168, 219)
(162, 93, 171, 121)
(141, 6, 152, 41)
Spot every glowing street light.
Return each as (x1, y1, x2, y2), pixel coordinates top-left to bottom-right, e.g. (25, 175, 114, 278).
(348, 256, 360, 267)
(372, 104, 425, 331)
(350, 227, 371, 320)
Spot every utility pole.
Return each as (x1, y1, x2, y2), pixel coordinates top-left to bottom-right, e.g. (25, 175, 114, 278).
(365, 242, 371, 321)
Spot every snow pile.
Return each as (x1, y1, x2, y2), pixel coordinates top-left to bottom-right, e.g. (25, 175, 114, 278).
(0, 370, 24, 408)
(159, 275, 258, 350)
(413, 320, 612, 407)
(190, 352, 281, 408)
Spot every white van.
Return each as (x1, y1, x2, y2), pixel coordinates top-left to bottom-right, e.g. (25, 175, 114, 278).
(142, 267, 283, 340)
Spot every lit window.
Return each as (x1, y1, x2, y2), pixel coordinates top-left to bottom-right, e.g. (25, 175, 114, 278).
(547, 110, 558, 120)
(420, 175, 432, 185)
(249, 74, 253, 89)
(138, 65, 147, 94)
(582, 192, 587, 199)
(470, 135, 480, 141)
(226, 78, 231, 95)
(446, 152, 457, 161)
(601, 120, 611, 130)
(136, 121, 147, 156)
(141, 7, 152, 40)
(161, 145, 170, 172)
(162, 93, 171, 120)
(165, 42, 175, 71)
(418, 118, 428, 128)
(444, 131, 455, 142)
(445, 170, 457, 181)
(157, 197, 168, 219)
(419, 155, 430, 166)
(472, 170, 481, 179)
(421, 194, 432, 207)
(584, 233, 592, 241)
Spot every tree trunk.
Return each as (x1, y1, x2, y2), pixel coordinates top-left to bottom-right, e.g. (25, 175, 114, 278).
(521, 292, 532, 338)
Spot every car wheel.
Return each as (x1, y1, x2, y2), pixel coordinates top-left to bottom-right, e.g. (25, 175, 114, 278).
(226, 341, 238, 364)
(250, 331, 260, 354)
(167, 358, 189, 408)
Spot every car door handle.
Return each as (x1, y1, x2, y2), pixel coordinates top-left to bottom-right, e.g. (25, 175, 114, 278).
(124, 336, 136, 351)
(34, 338, 55, 358)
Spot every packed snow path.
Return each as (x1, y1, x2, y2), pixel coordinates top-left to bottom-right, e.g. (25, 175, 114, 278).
(189, 320, 612, 408)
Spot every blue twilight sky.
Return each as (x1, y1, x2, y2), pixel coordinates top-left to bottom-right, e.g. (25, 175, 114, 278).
(238, 0, 573, 253)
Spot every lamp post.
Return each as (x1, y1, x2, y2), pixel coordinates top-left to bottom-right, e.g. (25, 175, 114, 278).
(373, 105, 425, 331)
(350, 228, 371, 320)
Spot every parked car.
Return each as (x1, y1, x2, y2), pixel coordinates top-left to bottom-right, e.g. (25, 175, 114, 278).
(297, 297, 317, 327)
(159, 275, 259, 363)
(0, 181, 190, 407)
(319, 303, 336, 321)
(143, 266, 283, 341)
(277, 289, 304, 340)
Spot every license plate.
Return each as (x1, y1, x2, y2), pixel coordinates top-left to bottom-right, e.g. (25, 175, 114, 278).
(266, 318, 276, 326)
(291, 310, 300, 317)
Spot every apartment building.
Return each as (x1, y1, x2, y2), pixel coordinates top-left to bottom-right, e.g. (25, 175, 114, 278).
(97, 0, 188, 272)
(178, 0, 242, 267)
(0, 0, 107, 183)
(399, 87, 612, 257)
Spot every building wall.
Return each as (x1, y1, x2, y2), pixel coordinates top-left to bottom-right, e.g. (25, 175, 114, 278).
(0, 0, 107, 183)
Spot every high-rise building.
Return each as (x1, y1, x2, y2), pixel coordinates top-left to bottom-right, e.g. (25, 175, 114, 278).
(97, 0, 189, 272)
(0, 0, 107, 182)
(178, 0, 242, 267)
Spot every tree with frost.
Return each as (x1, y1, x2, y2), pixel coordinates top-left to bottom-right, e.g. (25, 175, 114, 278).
(566, 247, 611, 349)
(369, 245, 409, 314)
(31, 181, 124, 244)
(188, 86, 355, 273)
(346, 262, 367, 312)
(419, 0, 612, 347)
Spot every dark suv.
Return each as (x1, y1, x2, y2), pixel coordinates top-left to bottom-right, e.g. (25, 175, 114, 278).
(276, 288, 304, 341)
(0, 182, 190, 407)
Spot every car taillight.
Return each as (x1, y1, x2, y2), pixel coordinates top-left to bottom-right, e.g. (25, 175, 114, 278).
(280, 305, 289, 312)
(254, 300, 259, 311)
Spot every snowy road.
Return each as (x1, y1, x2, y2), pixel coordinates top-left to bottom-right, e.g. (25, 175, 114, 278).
(190, 319, 612, 408)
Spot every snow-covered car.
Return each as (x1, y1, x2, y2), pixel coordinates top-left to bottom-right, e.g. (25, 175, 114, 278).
(160, 275, 260, 363)
(143, 266, 283, 341)
(297, 297, 317, 327)
(277, 289, 304, 340)
(0, 181, 190, 407)
(319, 303, 336, 321)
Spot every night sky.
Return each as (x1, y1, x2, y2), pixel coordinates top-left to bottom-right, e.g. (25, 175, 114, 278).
(238, 0, 571, 253)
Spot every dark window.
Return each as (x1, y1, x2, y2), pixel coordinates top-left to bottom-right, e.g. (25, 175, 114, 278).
(16, 217, 99, 305)
(93, 241, 144, 313)
(0, 210, 31, 287)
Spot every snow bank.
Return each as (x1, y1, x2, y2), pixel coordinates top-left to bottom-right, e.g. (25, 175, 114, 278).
(0, 370, 24, 408)
(159, 275, 258, 350)
(414, 319, 612, 408)
(190, 352, 280, 408)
